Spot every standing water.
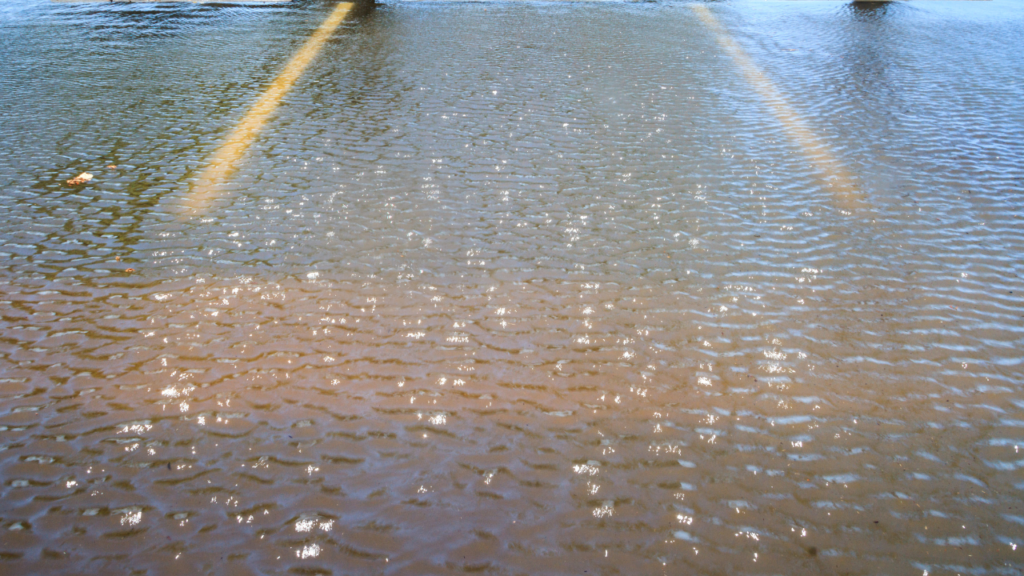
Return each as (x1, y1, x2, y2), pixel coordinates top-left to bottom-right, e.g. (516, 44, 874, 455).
(1, 0, 1023, 574)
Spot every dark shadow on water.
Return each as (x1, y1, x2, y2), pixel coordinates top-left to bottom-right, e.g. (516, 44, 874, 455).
(846, 1, 911, 22)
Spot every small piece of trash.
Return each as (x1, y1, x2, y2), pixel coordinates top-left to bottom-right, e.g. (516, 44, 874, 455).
(126, 268, 135, 273)
(107, 165, 117, 169)
(115, 256, 121, 262)
(66, 172, 93, 185)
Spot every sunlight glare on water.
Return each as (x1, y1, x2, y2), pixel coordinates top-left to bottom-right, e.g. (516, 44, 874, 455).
(0, 0, 1023, 573)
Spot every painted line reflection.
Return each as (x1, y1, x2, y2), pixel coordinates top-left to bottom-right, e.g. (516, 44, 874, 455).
(692, 4, 865, 212)
(184, 2, 355, 216)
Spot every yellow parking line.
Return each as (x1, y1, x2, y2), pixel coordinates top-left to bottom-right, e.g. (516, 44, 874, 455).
(184, 2, 355, 215)
(691, 4, 864, 211)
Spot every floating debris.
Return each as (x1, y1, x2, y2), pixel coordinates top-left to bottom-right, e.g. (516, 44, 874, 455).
(66, 172, 93, 185)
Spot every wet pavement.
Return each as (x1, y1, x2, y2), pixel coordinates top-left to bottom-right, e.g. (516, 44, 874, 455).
(1, 0, 1023, 574)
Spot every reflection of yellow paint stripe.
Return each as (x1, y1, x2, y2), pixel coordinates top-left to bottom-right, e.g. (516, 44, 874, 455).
(185, 2, 354, 215)
(692, 5, 863, 210)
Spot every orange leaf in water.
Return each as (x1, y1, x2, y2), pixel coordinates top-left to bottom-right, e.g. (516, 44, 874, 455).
(66, 172, 93, 185)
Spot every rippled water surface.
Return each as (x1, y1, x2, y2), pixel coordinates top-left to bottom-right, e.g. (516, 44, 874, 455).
(2, 0, 1024, 573)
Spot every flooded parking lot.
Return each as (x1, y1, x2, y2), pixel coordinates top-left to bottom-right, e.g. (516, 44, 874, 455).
(1, 0, 1023, 573)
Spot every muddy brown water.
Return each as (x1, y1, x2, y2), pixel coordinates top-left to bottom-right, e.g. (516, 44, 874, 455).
(1, 0, 1023, 574)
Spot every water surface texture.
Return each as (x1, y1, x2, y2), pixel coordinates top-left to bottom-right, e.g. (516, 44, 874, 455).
(2, 0, 1024, 574)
